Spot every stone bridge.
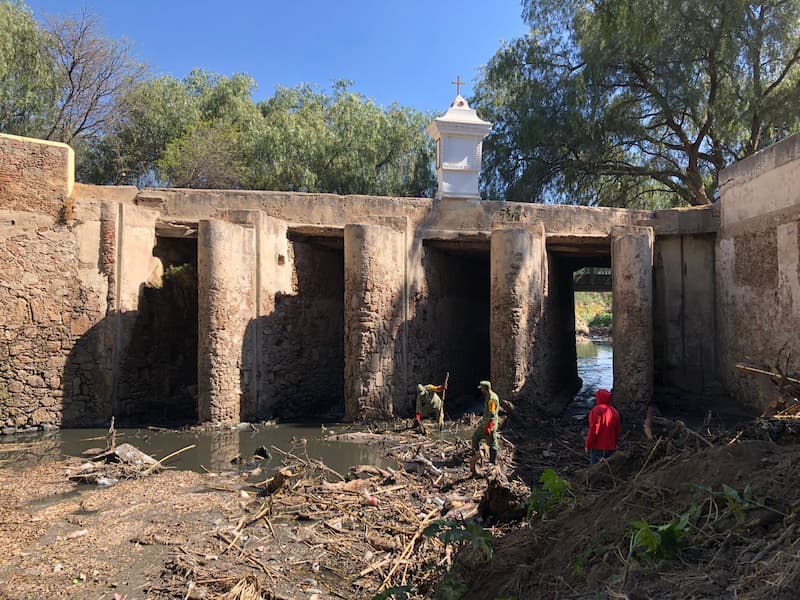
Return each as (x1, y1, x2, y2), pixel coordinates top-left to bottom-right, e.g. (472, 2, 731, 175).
(1, 129, 799, 431)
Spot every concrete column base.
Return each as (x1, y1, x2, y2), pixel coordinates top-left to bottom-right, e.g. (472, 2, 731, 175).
(490, 223, 546, 409)
(344, 221, 407, 421)
(612, 226, 655, 410)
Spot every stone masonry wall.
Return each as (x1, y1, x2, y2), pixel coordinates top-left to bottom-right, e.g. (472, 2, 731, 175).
(0, 134, 74, 218)
(717, 134, 800, 410)
(0, 220, 107, 432)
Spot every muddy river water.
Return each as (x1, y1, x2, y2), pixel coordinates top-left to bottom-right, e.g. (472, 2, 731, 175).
(0, 340, 612, 473)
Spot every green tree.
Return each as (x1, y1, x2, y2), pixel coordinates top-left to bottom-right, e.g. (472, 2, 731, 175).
(78, 75, 199, 184)
(79, 69, 257, 186)
(474, 0, 800, 207)
(158, 120, 248, 189)
(250, 82, 435, 197)
(0, 1, 58, 137)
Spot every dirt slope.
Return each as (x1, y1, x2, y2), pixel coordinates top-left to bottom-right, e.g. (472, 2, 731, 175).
(457, 431, 800, 600)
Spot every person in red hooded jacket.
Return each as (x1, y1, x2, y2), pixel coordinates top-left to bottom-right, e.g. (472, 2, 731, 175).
(585, 388, 620, 465)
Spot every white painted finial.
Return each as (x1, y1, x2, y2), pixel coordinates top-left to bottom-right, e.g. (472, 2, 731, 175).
(426, 84, 492, 201)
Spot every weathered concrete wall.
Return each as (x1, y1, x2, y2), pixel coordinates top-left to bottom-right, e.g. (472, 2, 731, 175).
(344, 220, 407, 420)
(540, 254, 582, 413)
(490, 224, 547, 410)
(653, 234, 720, 395)
(717, 134, 800, 410)
(140, 188, 718, 238)
(0, 134, 74, 218)
(197, 218, 257, 424)
(250, 215, 293, 419)
(612, 226, 654, 410)
(4, 131, 767, 431)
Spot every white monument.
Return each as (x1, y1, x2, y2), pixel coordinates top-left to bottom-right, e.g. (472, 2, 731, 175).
(426, 78, 492, 201)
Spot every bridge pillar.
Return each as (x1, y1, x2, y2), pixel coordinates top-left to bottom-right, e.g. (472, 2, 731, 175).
(490, 223, 546, 409)
(344, 220, 407, 421)
(197, 218, 257, 425)
(612, 226, 654, 410)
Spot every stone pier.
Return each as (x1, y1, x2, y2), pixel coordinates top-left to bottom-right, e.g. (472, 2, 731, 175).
(612, 226, 655, 409)
(344, 220, 407, 420)
(197, 218, 257, 424)
(490, 223, 547, 408)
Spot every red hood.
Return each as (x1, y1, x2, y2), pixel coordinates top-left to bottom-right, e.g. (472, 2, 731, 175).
(595, 389, 612, 405)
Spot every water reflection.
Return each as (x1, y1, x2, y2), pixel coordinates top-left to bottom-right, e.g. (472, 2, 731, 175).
(0, 423, 389, 476)
(569, 340, 613, 418)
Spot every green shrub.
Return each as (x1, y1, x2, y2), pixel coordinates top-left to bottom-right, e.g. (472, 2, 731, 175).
(589, 312, 612, 328)
(527, 468, 573, 520)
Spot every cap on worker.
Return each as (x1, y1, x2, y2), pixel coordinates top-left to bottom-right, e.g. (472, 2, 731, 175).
(478, 380, 492, 389)
(417, 384, 425, 394)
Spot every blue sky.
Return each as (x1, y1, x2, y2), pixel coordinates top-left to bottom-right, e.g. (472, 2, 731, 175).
(25, 1, 529, 113)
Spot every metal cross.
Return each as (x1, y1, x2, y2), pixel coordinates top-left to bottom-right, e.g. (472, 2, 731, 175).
(450, 76, 465, 96)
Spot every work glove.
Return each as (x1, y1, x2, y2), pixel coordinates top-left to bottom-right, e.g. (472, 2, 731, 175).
(484, 421, 495, 435)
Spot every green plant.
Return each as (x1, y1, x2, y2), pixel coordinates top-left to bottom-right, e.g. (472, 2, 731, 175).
(570, 549, 592, 576)
(423, 520, 493, 559)
(527, 468, 573, 520)
(627, 505, 699, 560)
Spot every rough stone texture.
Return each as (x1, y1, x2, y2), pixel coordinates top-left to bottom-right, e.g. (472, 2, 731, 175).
(408, 242, 491, 409)
(197, 218, 257, 424)
(717, 135, 800, 410)
(489, 224, 546, 411)
(0, 133, 73, 218)
(612, 226, 655, 409)
(114, 236, 198, 425)
(0, 217, 107, 431)
(254, 237, 345, 420)
(344, 221, 407, 420)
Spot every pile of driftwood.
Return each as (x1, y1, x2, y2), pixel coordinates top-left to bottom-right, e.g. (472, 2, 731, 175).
(156, 430, 524, 599)
(67, 418, 195, 486)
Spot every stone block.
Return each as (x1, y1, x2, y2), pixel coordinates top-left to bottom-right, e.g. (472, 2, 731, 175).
(70, 314, 92, 337)
(26, 374, 45, 388)
(30, 408, 53, 424)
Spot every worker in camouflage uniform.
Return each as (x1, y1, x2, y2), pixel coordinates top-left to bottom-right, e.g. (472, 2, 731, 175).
(470, 380, 500, 475)
(414, 382, 446, 433)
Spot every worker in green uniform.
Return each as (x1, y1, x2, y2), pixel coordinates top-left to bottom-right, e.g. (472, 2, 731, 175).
(470, 380, 500, 475)
(415, 382, 446, 434)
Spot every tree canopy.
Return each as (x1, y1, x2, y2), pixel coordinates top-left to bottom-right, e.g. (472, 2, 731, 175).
(0, 1, 435, 198)
(474, 0, 800, 206)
